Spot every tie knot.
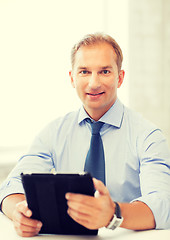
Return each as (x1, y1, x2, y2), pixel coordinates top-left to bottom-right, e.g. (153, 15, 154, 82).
(86, 119, 104, 135)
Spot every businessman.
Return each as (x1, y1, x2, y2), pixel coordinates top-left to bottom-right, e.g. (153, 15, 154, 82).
(0, 33, 170, 237)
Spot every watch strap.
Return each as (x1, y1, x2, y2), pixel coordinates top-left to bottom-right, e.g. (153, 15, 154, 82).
(114, 201, 121, 218)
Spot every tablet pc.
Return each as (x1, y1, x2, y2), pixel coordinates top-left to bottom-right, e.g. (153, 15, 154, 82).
(21, 172, 98, 235)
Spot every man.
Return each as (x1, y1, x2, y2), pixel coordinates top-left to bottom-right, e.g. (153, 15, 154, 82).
(0, 33, 170, 237)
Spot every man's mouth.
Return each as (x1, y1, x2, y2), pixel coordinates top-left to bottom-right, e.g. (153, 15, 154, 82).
(87, 92, 104, 96)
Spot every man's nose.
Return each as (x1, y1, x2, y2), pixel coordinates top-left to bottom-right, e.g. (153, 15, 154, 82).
(88, 73, 101, 89)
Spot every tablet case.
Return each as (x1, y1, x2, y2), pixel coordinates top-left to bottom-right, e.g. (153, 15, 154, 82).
(21, 173, 98, 235)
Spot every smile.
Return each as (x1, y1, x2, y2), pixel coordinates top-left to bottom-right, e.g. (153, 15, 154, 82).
(87, 92, 104, 96)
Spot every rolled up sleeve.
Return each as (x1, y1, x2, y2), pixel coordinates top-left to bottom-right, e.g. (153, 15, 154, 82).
(134, 129, 170, 229)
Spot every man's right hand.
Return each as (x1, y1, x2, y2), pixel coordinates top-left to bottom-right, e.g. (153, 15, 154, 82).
(1, 194, 42, 237)
(12, 200, 42, 237)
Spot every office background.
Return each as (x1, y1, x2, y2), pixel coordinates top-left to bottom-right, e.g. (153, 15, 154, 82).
(0, 0, 170, 183)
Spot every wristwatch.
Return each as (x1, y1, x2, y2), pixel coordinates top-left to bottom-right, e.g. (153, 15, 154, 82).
(106, 202, 123, 230)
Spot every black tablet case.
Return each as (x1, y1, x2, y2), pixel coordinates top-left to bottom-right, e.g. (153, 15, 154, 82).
(21, 173, 98, 235)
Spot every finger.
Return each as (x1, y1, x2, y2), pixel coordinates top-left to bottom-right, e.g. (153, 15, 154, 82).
(66, 193, 96, 206)
(16, 201, 32, 217)
(13, 212, 42, 237)
(14, 211, 42, 228)
(93, 178, 109, 196)
(15, 227, 40, 238)
(14, 220, 42, 233)
(67, 199, 98, 216)
(67, 208, 97, 230)
(15, 200, 42, 227)
(68, 208, 88, 224)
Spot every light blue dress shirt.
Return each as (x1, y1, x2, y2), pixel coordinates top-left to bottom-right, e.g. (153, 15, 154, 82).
(0, 99, 170, 229)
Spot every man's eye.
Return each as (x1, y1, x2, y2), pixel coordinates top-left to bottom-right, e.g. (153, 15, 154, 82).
(80, 70, 88, 74)
(101, 70, 110, 74)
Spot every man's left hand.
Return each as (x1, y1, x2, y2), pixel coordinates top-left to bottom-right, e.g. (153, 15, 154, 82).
(65, 178, 115, 230)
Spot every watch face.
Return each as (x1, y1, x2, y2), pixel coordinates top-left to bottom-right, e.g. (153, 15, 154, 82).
(112, 218, 123, 230)
(107, 215, 123, 230)
(107, 202, 123, 230)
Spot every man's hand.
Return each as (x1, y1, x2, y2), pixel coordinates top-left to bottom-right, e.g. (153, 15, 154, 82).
(12, 200, 42, 237)
(2, 194, 42, 237)
(65, 178, 115, 230)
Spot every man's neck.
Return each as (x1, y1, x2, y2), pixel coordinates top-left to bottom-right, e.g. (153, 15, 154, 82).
(84, 102, 117, 121)
(86, 111, 103, 121)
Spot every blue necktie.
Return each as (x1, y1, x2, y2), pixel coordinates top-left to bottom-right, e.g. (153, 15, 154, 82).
(84, 119, 105, 184)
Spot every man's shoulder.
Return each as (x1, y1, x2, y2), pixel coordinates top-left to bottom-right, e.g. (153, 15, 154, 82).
(123, 105, 159, 132)
(48, 109, 80, 129)
(30, 110, 81, 147)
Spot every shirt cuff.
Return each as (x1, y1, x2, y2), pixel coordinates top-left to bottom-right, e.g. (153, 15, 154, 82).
(0, 180, 25, 212)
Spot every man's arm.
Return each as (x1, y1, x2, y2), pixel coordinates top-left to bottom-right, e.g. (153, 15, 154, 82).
(66, 178, 155, 230)
(1, 194, 25, 219)
(1, 194, 42, 237)
(119, 201, 155, 230)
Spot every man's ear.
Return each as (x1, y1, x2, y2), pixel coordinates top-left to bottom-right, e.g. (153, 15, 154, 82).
(118, 70, 125, 88)
(69, 71, 75, 88)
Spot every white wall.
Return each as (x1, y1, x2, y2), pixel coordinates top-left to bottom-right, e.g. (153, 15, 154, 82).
(0, 0, 129, 168)
(0, 0, 129, 149)
(128, 0, 170, 146)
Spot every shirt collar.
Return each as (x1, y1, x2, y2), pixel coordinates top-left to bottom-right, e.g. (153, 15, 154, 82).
(78, 98, 124, 128)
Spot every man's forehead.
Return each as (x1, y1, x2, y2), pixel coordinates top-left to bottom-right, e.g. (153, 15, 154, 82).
(73, 43, 117, 70)
(77, 42, 115, 54)
(74, 43, 117, 63)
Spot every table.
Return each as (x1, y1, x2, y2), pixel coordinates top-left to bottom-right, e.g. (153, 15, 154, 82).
(0, 212, 170, 240)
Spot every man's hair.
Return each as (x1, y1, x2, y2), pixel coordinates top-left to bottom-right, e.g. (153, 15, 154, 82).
(71, 33, 123, 72)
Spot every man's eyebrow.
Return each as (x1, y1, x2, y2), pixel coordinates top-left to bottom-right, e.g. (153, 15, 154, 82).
(101, 65, 113, 69)
(77, 66, 88, 70)
(77, 66, 113, 70)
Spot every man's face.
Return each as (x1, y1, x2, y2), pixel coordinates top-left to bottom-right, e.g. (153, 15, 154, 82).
(70, 42, 124, 120)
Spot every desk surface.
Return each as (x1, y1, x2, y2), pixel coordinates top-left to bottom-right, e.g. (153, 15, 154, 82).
(1, 213, 170, 240)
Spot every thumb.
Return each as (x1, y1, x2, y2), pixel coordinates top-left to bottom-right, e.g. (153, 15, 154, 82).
(16, 200, 32, 217)
(93, 178, 109, 196)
